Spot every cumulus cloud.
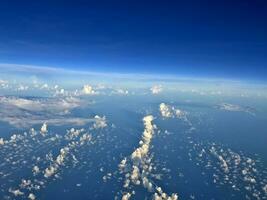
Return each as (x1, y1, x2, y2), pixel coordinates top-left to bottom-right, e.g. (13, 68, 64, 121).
(32, 166, 40, 175)
(122, 192, 132, 200)
(0, 124, 96, 200)
(210, 146, 229, 173)
(40, 123, 48, 134)
(82, 85, 96, 95)
(119, 115, 178, 199)
(92, 115, 107, 129)
(150, 85, 162, 94)
(159, 103, 183, 118)
(28, 193, 36, 200)
(0, 138, 5, 145)
(8, 188, 24, 196)
(0, 79, 9, 89)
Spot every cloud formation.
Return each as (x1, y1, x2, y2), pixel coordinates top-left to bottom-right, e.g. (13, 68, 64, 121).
(159, 103, 183, 118)
(150, 85, 162, 94)
(119, 115, 179, 199)
(82, 85, 96, 95)
(0, 96, 95, 128)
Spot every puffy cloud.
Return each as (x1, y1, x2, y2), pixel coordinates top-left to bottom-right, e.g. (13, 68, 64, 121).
(8, 188, 24, 196)
(0, 125, 95, 200)
(0, 79, 9, 89)
(159, 103, 173, 118)
(82, 85, 96, 95)
(159, 103, 184, 118)
(32, 166, 40, 175)
(92, 115, 107, 129)
(150, 85, 162, 94)
(17, 84, 29, 91)
(119, 115, 178, 199)
(0, 138, 5, 145)
(28, 193, 36, 200)
(20, 179, 31, 189)
(153, 186, 179, 200)
(44, 166, 57, 178)
(119, 158, 127, 172)
(210, 147, 229, 173)
(122, 192, 132, 200)
(40, 123, 48, 134)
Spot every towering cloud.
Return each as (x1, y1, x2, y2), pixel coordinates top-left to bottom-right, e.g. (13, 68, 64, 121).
(82, 85, 96, 95)
(119, 115, 179, 199)
(159, 103, 183, 118)
(40, 123, 48, 134)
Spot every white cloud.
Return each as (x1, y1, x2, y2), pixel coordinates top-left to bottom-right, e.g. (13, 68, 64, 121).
(218, 103, 242, 112)
(121, 192, 132, 200)
(159, 103, 184, 118)
(44, 166, 57, 178)
(32, 166, 40, 175)
(28, 193, 36, 200)
(150, 85, 162, 94)
(114, 89, 129, 95)
(8, 188, 24, 196)
(119, 115, 178, 199)
(40, 123, 48, 134)
(92, 115, 107, 129)
(0, 138, 5, 145)
(0, 96, 96, 128)
(0, 79, 7, 84)
(0, 96, 81, 113)
(210, 147, 229, 173)
(159, 103, 173, 118)
(82, 84, 96, 95)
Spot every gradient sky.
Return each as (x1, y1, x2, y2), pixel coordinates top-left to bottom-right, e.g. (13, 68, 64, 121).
(0, 1, 266, 80)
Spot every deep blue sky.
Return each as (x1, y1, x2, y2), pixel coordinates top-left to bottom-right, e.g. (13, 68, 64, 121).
(0, 0, 266, 80)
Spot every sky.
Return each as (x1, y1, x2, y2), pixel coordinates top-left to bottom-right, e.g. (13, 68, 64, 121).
(0, 0, 266, 80)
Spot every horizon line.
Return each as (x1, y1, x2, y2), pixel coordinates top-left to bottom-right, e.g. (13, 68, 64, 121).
(0, 62, 265, 85)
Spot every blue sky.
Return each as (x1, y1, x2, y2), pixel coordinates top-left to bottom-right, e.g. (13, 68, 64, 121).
(0, 1, 266, 80)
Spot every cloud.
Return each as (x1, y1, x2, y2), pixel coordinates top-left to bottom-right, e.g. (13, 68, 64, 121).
(8, 188, 24, 196)
(0, 138, 4, 145)
(0, 96, 95, 128)
(40, 123, 48, 134)
(82, 85, 97, 95)
(113, 89, 129, 95)
(0, 96, 80, 113)
(217, 103, 255, 115)
(159, 103, 183, 118)
(122, 192, 132, 200)
(28, 193, 36, 200)
(159, 103, 173, 118)
(92, 115, 107, 129)
(119, 115, 178, 199)
(150, 85, 162, 94)
(32, 166, 40, 175)
(1, 125, 95, 200)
